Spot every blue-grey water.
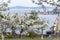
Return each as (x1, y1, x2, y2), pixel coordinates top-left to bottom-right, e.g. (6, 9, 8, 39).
(8, 6, 55, 15)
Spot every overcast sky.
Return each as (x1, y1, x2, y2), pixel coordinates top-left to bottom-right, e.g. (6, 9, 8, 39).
(0, 0, 58, 11)
(0, 0, 58, 7)
(9, 0, 40, 7)
(1, 0, 57, 7)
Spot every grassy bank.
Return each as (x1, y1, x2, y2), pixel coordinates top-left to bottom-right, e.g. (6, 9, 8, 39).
(0, 37, 59, 40)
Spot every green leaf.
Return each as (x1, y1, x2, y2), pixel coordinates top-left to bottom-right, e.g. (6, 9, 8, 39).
(0, 22, 2, 25)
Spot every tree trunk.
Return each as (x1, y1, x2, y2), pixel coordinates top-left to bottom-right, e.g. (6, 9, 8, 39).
(41, 35, 43, 39)
(1, 34, 4, 40)
(41, 28, 43, 40)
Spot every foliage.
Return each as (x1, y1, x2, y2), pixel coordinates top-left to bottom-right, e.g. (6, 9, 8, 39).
(41, 24, 48, 29)
(29, 11, 38, 20)
(28, 31, 38, 38)
(32, 0, 60, 7)
(6, 33, 12, 38)
(0, 22, 2, 25)
(0, 9, 48, 38)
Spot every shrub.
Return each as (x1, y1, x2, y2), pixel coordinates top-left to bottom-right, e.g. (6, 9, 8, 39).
(28, 31, 38, 38)
(6, 33, 12, 38)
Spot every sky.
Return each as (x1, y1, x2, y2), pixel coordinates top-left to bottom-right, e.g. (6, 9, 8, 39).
(0, 0, 58, 7)
(9, 0, 58, 11)
(3, 0, 39, 7)
(0, 0, 58, 11)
